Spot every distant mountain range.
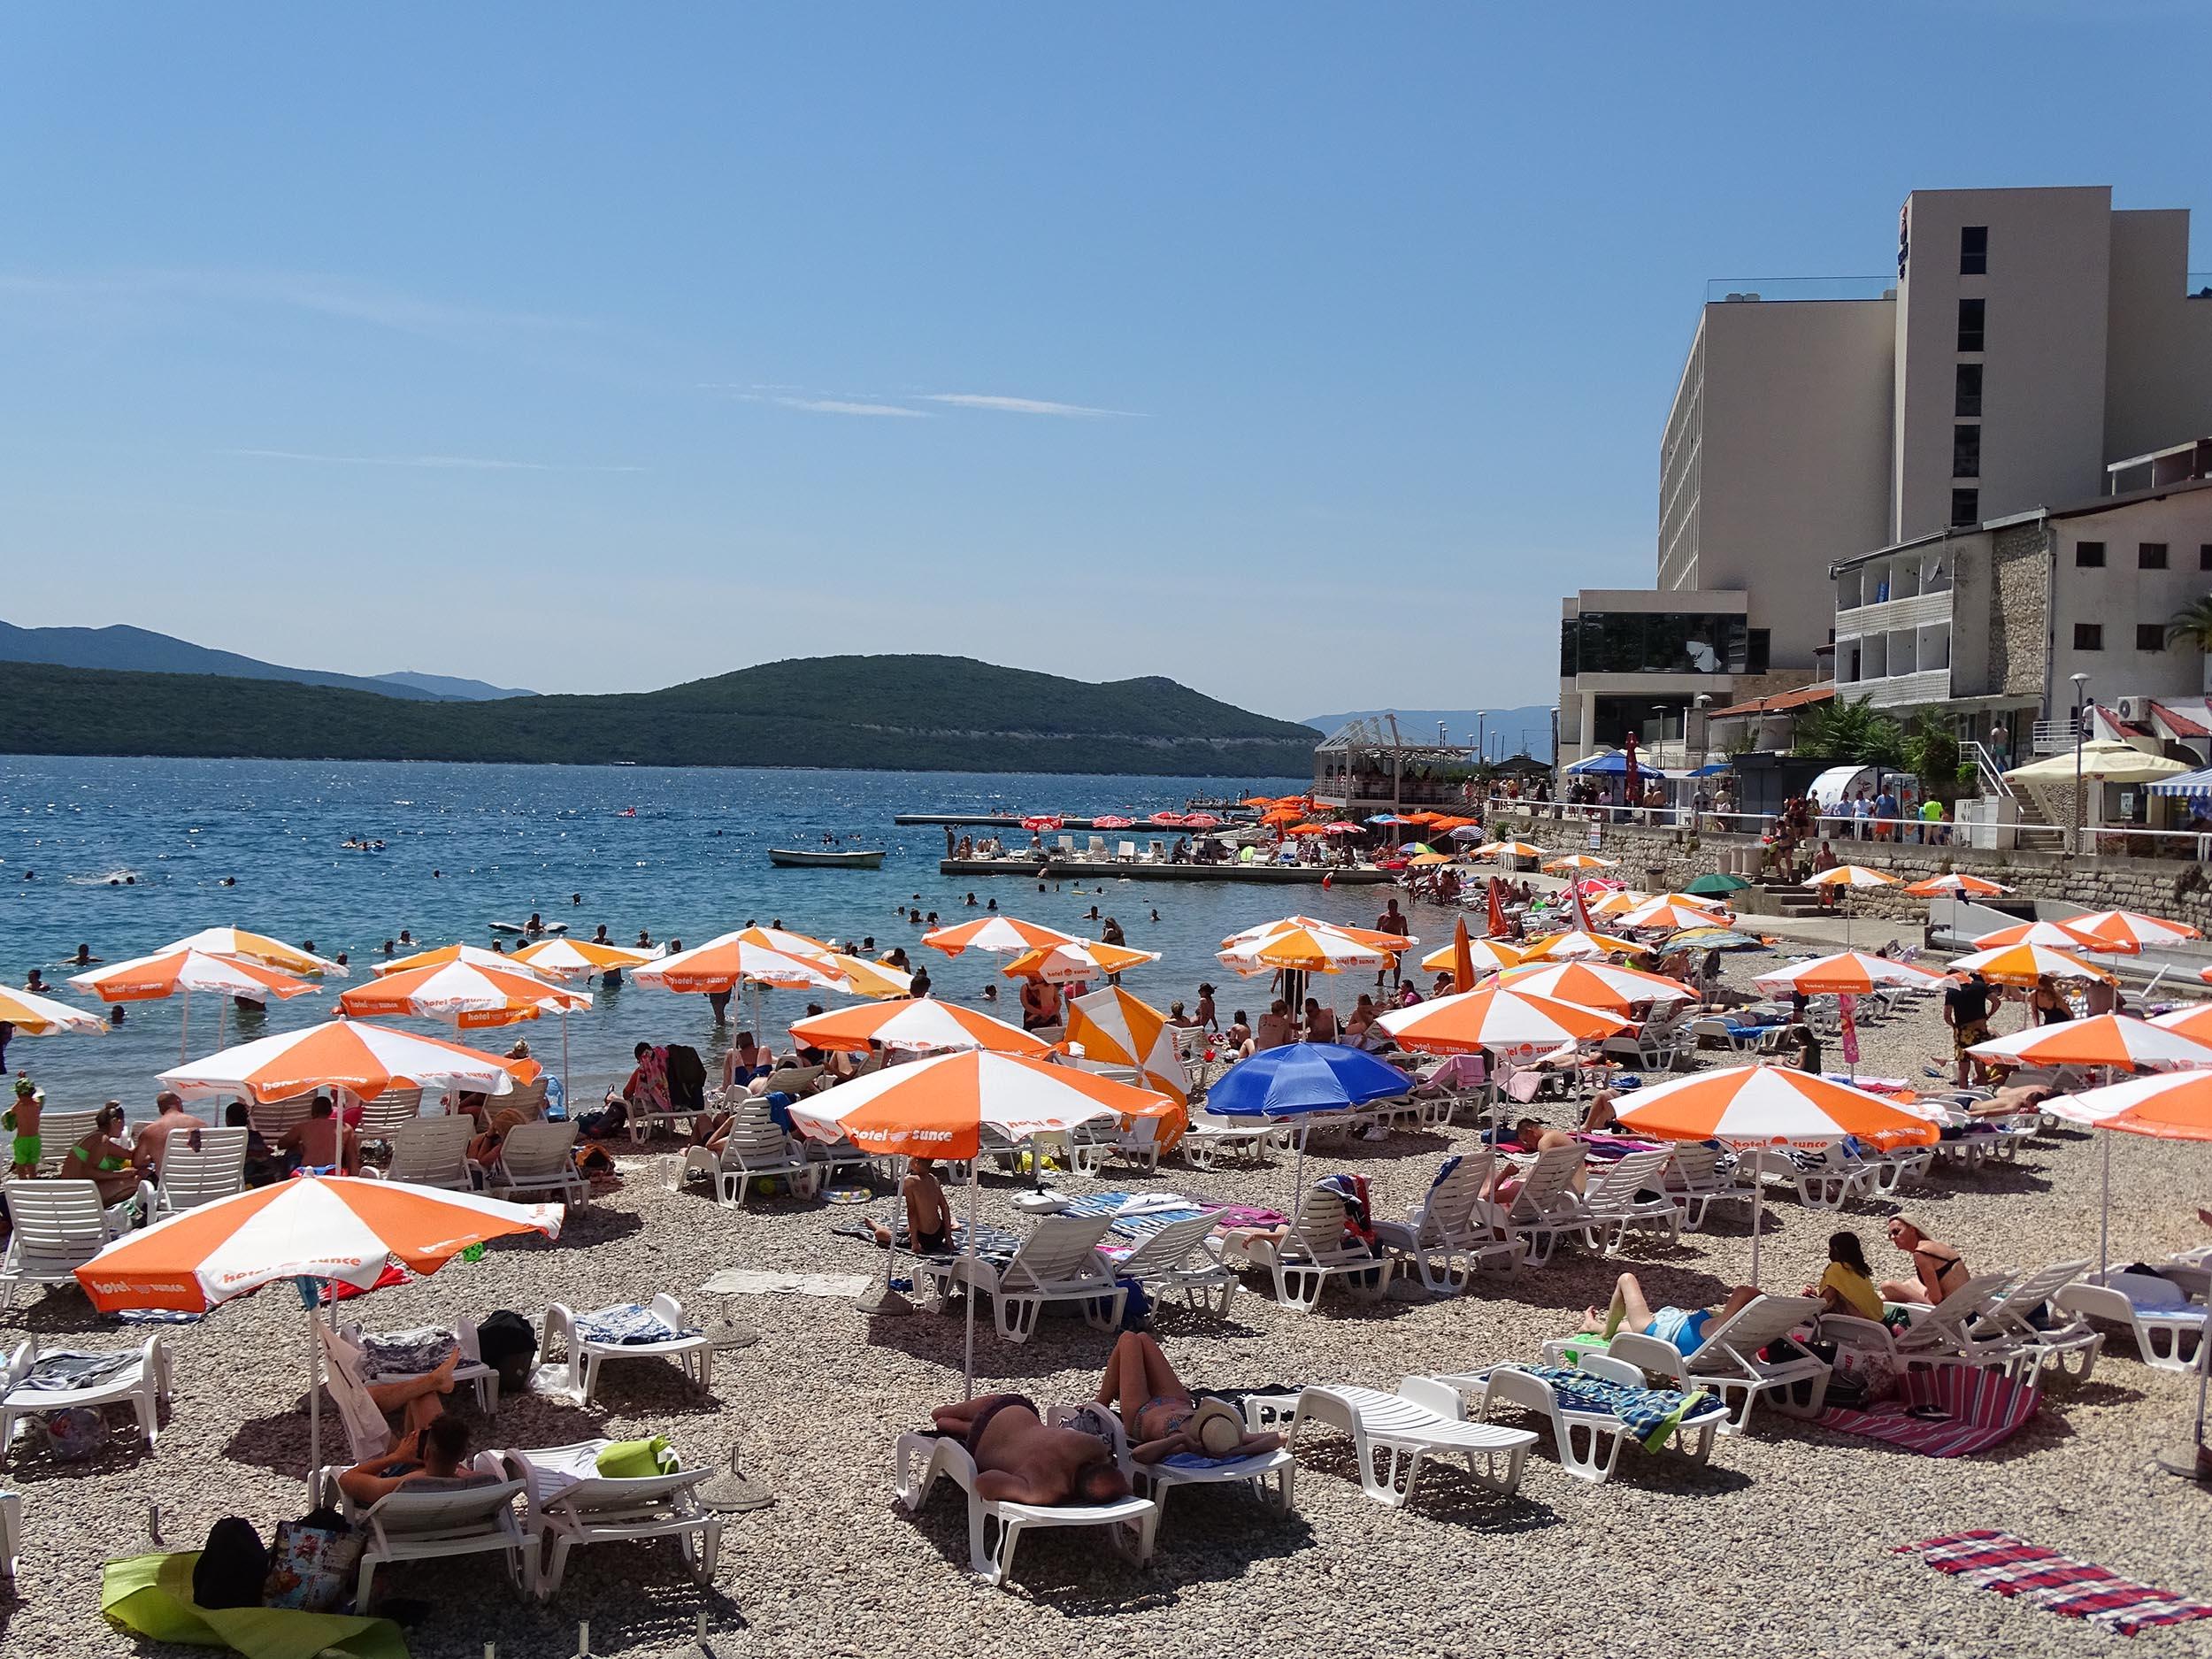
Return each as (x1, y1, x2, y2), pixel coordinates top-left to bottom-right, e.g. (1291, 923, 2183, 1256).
(1305, 706, 1554, 758)
(0, 620, 533, 703)
(6, 655, 1321, 776)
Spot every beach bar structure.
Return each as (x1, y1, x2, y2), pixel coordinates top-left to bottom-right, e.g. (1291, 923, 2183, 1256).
(1310, 718, 1476, 815)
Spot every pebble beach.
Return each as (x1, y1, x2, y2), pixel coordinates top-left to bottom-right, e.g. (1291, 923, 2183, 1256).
(4, 945, 2210, 1659)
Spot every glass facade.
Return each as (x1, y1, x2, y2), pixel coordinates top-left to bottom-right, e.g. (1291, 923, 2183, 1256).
(1561, 611, 1748, 677)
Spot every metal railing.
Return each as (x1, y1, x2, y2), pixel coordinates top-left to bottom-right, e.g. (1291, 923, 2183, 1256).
(1964, 739, 2014, 800)
(2031, 718, 2081, 756)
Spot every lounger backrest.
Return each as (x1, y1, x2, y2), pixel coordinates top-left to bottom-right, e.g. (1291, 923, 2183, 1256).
(1507, 1144, 1586, 1221)
(318, 1326, 396, 1461)
(1114, 1210, 1222, 1277)
(157, 1126, 249, 1209)
(1686, 1294, 1823, 1373)
(1586, 1148, 1672, 1209)
(1922, 1269, 2019, 1333)
(249, 1095, 315, 1141)
(2, 1180, 111, 1271)
(550, 1466, 705, 1515)
(723, 1112, 804, 1168)
(1984, 1259, 2087, 1330)
(1411, 1154, 1493, 1242)
(1666, 1144, 1721, 1188)
(761, 1066, 822, 1096)
(1004, 1216, 1113, 1287)
(503, 1078, 549, 1120)
(1288, 1189, 1361, 1262)
(496, 1120, 578, 1181)
(356, 1087, 426, 1141)
(31, 1110, 101, 1175)
(367, 1465, 525, 1536)
(388, 1116, 474, 1184)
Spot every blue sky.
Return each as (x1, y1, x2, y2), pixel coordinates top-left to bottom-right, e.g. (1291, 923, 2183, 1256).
(4, 4, 2207, 719)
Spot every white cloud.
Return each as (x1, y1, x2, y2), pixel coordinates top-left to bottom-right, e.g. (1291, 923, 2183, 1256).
(919, 393, 1142, 419)
(769, 396, 931, 419)
(223, 449, 644, 472)
(0, 269, 584, 342)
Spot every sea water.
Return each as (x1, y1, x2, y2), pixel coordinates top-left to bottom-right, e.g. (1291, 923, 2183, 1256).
(0, 757, 1406, 1110)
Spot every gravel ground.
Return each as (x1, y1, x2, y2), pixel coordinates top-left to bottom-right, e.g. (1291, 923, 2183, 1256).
(4, 947, 2211, 1659)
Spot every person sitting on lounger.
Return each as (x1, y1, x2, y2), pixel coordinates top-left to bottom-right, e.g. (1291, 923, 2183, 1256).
(1578, 1088, 1620, 1134)
(278, 1094, 360, 1175)
(335, 1412, 488, 1507)
(927, 1394, 1132, 1507)
(59, 1102, 140, 1202)
(1481, 1118, 1587, 1201)
(1579, 1270, 1761, 1356)
(1879, 1217, 1968, 1306)
(1805, 1230, 1884, 1319)
(869, 1156, 953, 1254)
(1094, 1332, 1283, 1463)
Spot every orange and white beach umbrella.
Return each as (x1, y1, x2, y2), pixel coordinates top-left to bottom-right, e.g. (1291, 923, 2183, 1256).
(70, 949, 318, 1005)
(1474, 841, 1548, 860)
(732, 926, 840, 963)
(922, 916, 1083, 957)
(375, 942, 557, 979)
(1408, 850, 1457, 866)
(818, 952, 914, 998)
(1587, 889, 1650, 918)
(167, 926, 348, 978)
(1496, 960, 1701, 1012)
(787, 1049, 1159, 1161)
(1904, 873, 2013, 897)
(1221, 915, 1413, 952)
(1217, 922, 1397, 977)
(507, 937, 660, 979)
(1542, 854, 1618, 872)
(2071, 910, 2201, 949)
(2150, 1003, 2212, 1046)
(1968, 1014, 2212, 1072)
(1752, 950, 1949, 997)
(1615, 898, 1735, 933)
(1615, 1064, 1939, 1151)
(632, 932, 849, 994)
(1002, 939, 1160, 983)
(2051, 1068, 2212, 1141)
(1065, 986, 1191, 1103)
(1374, 986, 1629, 1054)
(1971, 918, 2137, 955)
(1947, 943, 2116, 987)
(1418, 935, 1525, 974)
(786, 998, 1049, 1057)
(335, 961, 592, 1029)
(157, 1019, 534, 1105)
(1804, 864, 1903, 890)
(0, 984, 107, 1037)
(1515, 928, 1643, 962)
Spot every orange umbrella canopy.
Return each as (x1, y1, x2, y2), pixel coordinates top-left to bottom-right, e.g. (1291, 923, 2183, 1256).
(157, 1020, 537, 1104)
(921, 916, 1083, 957)
(1966, 1014, 2212, 1072)
(786, 999, 1050, 1056)
(336, 961, 592, 1029)
(1002, 940, 1160, 983)
(1971, 918, 2137, 955)
(1947, 943, 2116, 987)
(1614, 1064, 1938, 1151)
(1373, 986, 1629, 1053)
(1904, 873, 2013, 897)
(1803, 864, 1903, 889)
(1752, 951, 1949, 997)
(2071, 909, 2200, 948)
(785, 1050, 1162, 1160)
(69, 949, 318, 1005)
(1496, 961, 1700, 1012)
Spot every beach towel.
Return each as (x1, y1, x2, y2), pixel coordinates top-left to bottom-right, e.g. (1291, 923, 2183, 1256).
(102, 1551, 409, 1659)
(1517, 1365, 1724, 1451)
(356, 1329, 457, 1382)
(14, 1349, 138, 1392)
(573, 1304, 694, 1346)
(834, 1219, 1023, 1263)
(1818, 1366, 2040, 1457)
(1898, 1532, 2212, 1635)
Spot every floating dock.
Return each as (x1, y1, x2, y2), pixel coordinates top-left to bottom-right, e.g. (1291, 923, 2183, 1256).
(895, 812, 1258, 830)
(938, 858, 1392, 885)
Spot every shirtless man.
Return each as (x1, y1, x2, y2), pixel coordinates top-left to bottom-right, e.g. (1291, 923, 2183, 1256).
(1096, 1332, 1283, 1463)
(1302, 997, 1338, 1044)
(1879, 1217, 1970, 1306)
(334, 1413, 485, 1508)
(927, 1394, 1132, 1507)
(1254, 999, 1295, 1052)
(869, 1157, 954, 1254)
(279, 1094, 360, 1174)
(131, 1090, 209, 1175)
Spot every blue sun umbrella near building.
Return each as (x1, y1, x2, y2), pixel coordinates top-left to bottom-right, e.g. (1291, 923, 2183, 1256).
(1206, 1042, 1414, 1201)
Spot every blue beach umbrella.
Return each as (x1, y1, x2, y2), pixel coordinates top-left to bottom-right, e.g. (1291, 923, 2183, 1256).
(1208, 1043, 1414, 1200)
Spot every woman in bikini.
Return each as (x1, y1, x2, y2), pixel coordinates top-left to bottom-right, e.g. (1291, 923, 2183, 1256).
(1095, 1332, 1283, 1463)
(1879, 1217, 1970, 1306)
(58, 1102, 141, 1203)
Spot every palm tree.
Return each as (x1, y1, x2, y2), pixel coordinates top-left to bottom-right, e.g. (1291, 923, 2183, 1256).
(2165, 595, 2212, 650)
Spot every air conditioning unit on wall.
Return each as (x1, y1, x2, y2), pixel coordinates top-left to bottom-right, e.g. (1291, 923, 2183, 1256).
(2115, 695, 2152, 724)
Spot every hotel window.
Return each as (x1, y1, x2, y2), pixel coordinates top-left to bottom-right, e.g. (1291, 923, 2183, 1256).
(2139, 541, 2169, 570)
(1952, 424, 1980, 478)
(1950, 488, 1978, 526)
(2074, 623, 2103, 650)
(2201, 543, 2212, 571)
(1955, 363, 1982, 417)
(2075, 540, 2106, 568)
(1960, 226, 1987, 276)
(2138, 623, 2168, 651)
(1956, 297, 1985, 352)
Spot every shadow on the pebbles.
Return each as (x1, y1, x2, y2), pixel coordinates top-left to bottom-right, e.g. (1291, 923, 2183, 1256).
(1290, 1438, 1560, 1532)
(2047, 1376, 2147, 1409)
(0, 1293, 134, 1340)
(862, 1307, 1131, 1380)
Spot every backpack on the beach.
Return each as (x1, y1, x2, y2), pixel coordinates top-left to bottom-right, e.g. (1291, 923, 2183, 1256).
(193, 1517, 269, 1609)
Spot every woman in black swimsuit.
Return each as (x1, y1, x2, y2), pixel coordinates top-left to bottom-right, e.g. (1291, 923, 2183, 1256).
(1879, 1217, 1969, 1306)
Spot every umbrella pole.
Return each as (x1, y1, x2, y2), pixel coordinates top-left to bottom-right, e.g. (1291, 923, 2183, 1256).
(561, 1010, 572, 1115)
(963, 1162, 979, 1398)
(1750, 1172, 1765, 1286)
(2098, 1129, 2112, 1277)
(180, 988, 190, 1064)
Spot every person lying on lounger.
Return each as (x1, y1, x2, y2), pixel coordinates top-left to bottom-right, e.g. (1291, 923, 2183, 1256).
(335, 1414, 490, 1507)
(1578, 1270, 1762, 1356)
(927, 1394, 1132, 1506)
(1094, 1332, 1282, 1463)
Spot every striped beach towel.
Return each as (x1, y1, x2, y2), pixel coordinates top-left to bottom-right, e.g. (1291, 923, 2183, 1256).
(1817, 1364, 2039, 1457)
(1898, 1532, 2212, 1635)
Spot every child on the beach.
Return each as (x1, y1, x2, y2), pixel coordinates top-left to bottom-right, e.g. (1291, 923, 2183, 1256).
(6, 1073, 42, 1179)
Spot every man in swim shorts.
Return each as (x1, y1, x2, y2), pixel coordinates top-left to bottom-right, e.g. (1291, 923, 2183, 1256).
(927, 1394, 1132, 1506)
(1579, 1271, 1761, 1356)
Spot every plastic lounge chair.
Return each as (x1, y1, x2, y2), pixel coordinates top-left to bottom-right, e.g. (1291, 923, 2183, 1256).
(1108, 1113, 1164, 1174)
(1601, 1294, 1829, 1433)
(540, 1294, 714, 1403)
(0, 1334, 170, 1467)
(1736, 1145, 1872, 1213)
(506, 1440, 721, 1601)
(916, 1216, 1125, 1341)
(1581, 1148, 1683, 1253)
(1969, 1259, 2101, 1382)
(1224, 1187, 1393, 1311)
(501, 1078, 549, 1121)
(1661, 1145, 1755, 1230)
(892, 1428, 1158, 1588)
(1178, 1114, 1283, 1171)
(150, 1126, 249, 1216)
(330, 1320, 500, 1421)
(1110, 1210, 1235, 1317)
(482, 1121, 587, 1208)
(1431, 1353, 1727, 1484)
(378, 1115, 475, 1191)
(1371, 1154, 1525, 1293)
(320, 1451, 528, 1609)
(1818, 1270, 2026, 1380)
(1286, 1380, 1536, 1509)
(677, 1107, 822, 1204)
(2055, 1270, 2207, 1373)
(354, 1087, 426, 1150)
(1501, 1143, 1594, 1266)
(1045, 1401, 1294, 1524)
(0, 1180, 124, 1310)
(30, 1109, 98, 1176)
(0, 1486, 17, 1584)
(247, 1095, 315, 1145)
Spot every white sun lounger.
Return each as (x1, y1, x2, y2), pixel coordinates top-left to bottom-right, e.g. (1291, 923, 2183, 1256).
(1220, 1188, 1393, 1311)
(1581, 1148, 1683, 1253)
(319, 1325, 499, 1463)
(1110, 1210, 1236, 1317)
(1736, 1145, 1874, 1212)
(1595, 1294, 1829, 1433)
(677, 1106, 823, 1204)
(1430, 1353, 1727, 1485)
(1819, 1270, 2024, 1378)
(0, 1486, 17, 1583)
(1502, 1143, 1594, 1266)
(505, 1440, 721, 1601)
(0, 1180, 126, 1310)
(1287, 1381, 1537, 1509)
(150, 1126, 250, 1216)
(0, 1334, 171, 1468)
(1177, 1114, 1286, 1170)
(377, 1115, 476, 1191)
(893, 1428, 1159, 1588)
(1045, 1402, 1294, 1524)
(29, 1109, 99, 1177)
(540, 1294, 715, 1403)
(319, 1451, 529, 1609)
(482, 1120, 587, 1208)
(1371, 1153, 1524, 1292)
(354, 1087, 426, 1150)
(916, 1216, 1125, 1341)
(2055, 1270, 2208, 1373)
(332, 1319, 500, 1417)
(1968, 1259, 2101, 1381)
(1661, 1144, 1756, 1230)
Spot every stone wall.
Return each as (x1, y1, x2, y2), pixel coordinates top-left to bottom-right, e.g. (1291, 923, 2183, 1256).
(1491, 810, 2212, 930)
(1988, 522, 2051, 706)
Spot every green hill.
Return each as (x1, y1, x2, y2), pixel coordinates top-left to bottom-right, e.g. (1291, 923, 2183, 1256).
(2, 657, 1324, 776)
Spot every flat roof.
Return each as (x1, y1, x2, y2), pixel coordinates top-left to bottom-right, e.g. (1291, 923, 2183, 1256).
(1831, 475, 2212, 576)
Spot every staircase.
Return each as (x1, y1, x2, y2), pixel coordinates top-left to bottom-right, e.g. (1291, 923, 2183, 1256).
(1746, 881, 1825, 919)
